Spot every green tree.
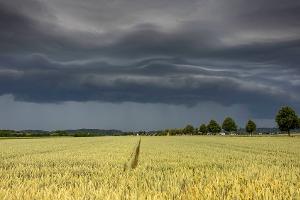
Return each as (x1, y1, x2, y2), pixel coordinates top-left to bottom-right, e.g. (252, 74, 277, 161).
(194, 128, 199, 135)
(275, 106, 299, 136)
(199, 124, 207, 135)
(207, 120, 221, 134)
(164, 129, 170, 136)
(183, 124, 194, 135)
(222, 117, 237, 133)
(245, 120, 256, 136)
(168, 129, 177, 136)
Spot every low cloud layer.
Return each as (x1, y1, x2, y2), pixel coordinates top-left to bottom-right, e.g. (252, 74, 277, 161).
(0, 0, 300, 128)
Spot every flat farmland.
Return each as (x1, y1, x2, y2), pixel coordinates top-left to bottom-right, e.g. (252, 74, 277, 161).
(0, 136, 299, 199)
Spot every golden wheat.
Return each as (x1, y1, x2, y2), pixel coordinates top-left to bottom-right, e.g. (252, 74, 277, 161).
(0, 136, 299, 199)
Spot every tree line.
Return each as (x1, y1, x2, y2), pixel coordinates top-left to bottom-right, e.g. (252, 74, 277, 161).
(0, 129, 132, 137)
(155, 106, 300, 136)
(0, 106, 299, 137)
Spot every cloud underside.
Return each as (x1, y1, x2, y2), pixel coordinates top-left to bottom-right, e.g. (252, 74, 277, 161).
(0, 0, 300, 118)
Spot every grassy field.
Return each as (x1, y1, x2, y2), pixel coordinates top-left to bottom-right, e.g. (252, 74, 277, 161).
(0, 136, 299, 199)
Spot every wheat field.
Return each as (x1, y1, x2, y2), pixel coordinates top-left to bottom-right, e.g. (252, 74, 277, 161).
(0, 136, 299, 199)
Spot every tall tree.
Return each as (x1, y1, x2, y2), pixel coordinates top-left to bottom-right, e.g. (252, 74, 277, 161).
(207, 120, 221, 134)
(183, 124, 194, 135)
(275, 106, 299, 136)
(222, 117, 237, 133)
(199, 124, 207, 135)
(245, 120, 256, 136)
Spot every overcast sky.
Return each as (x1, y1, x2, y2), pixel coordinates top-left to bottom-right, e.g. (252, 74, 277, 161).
(0, 0, 300, 130)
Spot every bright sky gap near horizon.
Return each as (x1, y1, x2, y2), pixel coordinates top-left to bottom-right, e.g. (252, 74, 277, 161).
(0, 0, 300, 131)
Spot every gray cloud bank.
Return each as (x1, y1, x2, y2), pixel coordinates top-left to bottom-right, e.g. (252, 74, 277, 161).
(0, 0, 300, 127)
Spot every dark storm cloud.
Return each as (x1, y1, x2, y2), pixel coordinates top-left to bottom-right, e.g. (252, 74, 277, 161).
(0, 0, 105, 58)
(229, 0, 300, 29)
(0, 0, 300, 119)
(0, 0, 57, 53)
(0, 54, 299, 118)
